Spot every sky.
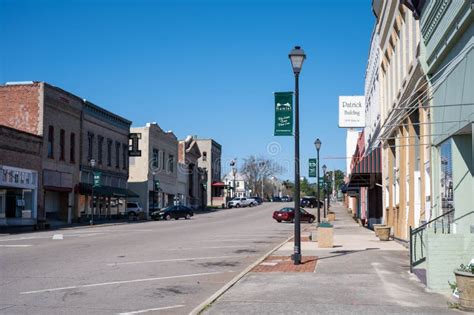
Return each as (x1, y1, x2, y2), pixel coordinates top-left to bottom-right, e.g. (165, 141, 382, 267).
(0, 0, 375, 182)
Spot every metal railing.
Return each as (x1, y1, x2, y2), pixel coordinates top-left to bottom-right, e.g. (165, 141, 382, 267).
(409, 209, 455, 273)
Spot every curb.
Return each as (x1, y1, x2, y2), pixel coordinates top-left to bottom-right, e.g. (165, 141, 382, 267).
(189, 234, 294, 315)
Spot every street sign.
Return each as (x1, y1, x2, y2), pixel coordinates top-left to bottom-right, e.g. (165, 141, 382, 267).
(274, 92, 294, 136)
(93, 172, 102, 188)
(309, 158, 317, 178)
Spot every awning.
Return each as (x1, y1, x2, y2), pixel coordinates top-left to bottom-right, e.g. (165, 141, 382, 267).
(348, 146, 382, 188)
(77, 183, 139, 198)
(44, 186, 73, 193)
(211, 182, 226, 187)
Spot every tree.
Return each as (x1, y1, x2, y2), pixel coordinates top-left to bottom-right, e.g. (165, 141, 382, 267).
(300, 177, 316, 196)
(240, 156, 284, 197)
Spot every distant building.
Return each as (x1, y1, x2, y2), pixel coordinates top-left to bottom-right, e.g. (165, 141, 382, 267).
(128, 123, 178, 217)
(178, 136, 204, 208)
(194, 139, 224, 207)
(222, 171, 248, 198)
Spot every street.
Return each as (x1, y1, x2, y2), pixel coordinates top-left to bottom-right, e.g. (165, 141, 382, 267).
(0, 202, 302, 315)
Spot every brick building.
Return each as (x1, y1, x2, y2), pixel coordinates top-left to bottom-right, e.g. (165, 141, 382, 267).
(0, 125, 42, 226)
(0, 81, 134, 224)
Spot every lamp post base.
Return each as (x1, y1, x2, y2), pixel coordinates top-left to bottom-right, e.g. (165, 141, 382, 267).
(291, 253, 301, 265)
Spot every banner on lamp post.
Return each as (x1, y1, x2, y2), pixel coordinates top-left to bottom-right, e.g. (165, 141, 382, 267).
(309, 158, 317, 178)
(274, 92, 293, 136)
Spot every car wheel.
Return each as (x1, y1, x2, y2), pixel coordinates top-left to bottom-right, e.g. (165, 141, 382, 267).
(277, 220, 282, 223)
(128, 211, 136, 218)
(308, 217, 315, 223)
(248, 203, 253, 207)
(236, 204, 241, 208)
(291, 218, 295, 223)
(185, 213, 191, 220)
(165, 214, 171, 221)
(175, 217, 179, 220)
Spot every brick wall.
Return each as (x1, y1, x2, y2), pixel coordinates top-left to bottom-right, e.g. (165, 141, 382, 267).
(0, 83, 42, 135)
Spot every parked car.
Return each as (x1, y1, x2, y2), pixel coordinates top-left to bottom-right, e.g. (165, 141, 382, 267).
(227, 197, 257, 208)
(272, 207, 315, 223)
(281, 196, 292, 202)
(126, 202, 144, 217)
(271, 196, 282, 202)
(301, 197, 323, 208)
(150, 205, 194, 221)
(251, 196, 263, 205)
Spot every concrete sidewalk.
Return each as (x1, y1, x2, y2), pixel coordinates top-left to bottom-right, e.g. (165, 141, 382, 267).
(202, 203, 460, 314)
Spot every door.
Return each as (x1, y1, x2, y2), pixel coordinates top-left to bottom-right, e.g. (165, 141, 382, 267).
(0, 190, 5, 218)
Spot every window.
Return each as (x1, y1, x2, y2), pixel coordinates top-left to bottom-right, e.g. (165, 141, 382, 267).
(47, 126, 54, 158)
(98, 136, 104, 165)
(122, 144, 127, 169)
(168, 154, 174, 173)
(88, 132, 94, 161)
(107, 139, 112, 166)
(59, 129, 65, 160)
(115, 142, 120, 168)
(152, 148, 159, 168)
(70, 133, 75, 163)
(203, 151, 207, 161)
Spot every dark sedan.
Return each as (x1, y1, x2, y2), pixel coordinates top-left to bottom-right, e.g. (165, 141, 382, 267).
(151, 205, 194, 221)
(251, 196, 263, 205)
(272, 207, 315, 223)
(301, 197, 324, 208)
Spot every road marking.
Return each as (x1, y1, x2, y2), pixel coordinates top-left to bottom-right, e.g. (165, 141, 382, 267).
(20, 271, 232, 295)
(163, 245, 248, 251)
(118, 305, 185, 314)
(0, 236, 49, 242)
(52, 234, 63, 240)
(0, 244, 32, 248)
(107, 255, 249, 266)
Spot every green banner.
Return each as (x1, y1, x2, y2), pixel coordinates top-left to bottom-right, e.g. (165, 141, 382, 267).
(93, 172, 102, 188)
(309, 158, 317, 178)
(318, 177, 324, 184)
(274, 92, 293, 136)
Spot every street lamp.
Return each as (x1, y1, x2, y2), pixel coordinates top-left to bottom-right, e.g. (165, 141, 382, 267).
(289, 45, 306, 265)
(152, 170, 157, 215)
(90, 159, 96, 225)
(322, 164, 327, 218)
(314, 138, 322, 223)
(230, 160, 236, 198)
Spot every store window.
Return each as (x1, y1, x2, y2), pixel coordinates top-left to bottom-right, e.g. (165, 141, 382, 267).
(440, 140, 454, 216)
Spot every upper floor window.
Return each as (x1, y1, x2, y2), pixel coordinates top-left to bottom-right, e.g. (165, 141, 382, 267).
(70, 133, 76, 163)
(152, 148, 159, 168)
(168, 154, 175, 173)
(47, 126, 54, 158)
(98, 136, 104, 165)
(59, 129, 65, 161)
(88, 132, 94, 161)
(115, 142, 120, 168)
(203, 151, 207, 161)
(122, 144, 127, 170)
(107, 139, 113, 166)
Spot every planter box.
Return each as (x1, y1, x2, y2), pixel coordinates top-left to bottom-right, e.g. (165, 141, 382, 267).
(373, 224, 387, 237)
(317, 227, 333, 248)
(327, 212, 336, 222)
(377, 226, 391, 241)
(455, 270, 474, 312)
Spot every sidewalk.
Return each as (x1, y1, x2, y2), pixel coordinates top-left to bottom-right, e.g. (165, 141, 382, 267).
(201, 203, 460, 314)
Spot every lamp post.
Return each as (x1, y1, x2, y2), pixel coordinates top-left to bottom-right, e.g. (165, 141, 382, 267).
(90, 159, 96, 225)
(289, 45, 306, 265)
(230, 160, 236, 198)
(322, 164, 327, 218)
(152, 170, 157, 215)
(314, 138, 321, 223)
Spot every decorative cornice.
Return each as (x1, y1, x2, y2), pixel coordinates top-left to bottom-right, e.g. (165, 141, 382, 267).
(422, 0, 452, 44)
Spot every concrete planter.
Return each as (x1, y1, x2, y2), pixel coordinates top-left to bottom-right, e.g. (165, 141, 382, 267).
(317, 226, 333, 248)
(373, 224, 387, 237)
(327, 212, 336, 221)
(377, 226, 391, 241)
(454, 270, 474, 312)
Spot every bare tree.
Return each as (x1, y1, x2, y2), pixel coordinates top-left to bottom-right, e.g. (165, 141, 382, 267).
(240, 156, 284, 197)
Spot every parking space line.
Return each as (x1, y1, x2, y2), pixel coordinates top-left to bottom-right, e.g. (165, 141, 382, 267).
(0, 244, 32, 248)
(20, 271, 233, 295)
(118, 305, 185, 314)
(107, 255, 249, 266)
(163, 245, 249, 251)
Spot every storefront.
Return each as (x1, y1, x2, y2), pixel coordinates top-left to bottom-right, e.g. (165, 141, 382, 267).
(0, 165, 38, 226)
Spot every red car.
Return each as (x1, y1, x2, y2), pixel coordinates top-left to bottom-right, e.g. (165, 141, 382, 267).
(273, 207, 315, 223)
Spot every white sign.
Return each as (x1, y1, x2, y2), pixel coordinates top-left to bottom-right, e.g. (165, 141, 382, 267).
(339, 96, 365, 128)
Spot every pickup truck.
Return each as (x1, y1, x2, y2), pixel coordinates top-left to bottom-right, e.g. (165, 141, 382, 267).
(227, 197, 256, 208)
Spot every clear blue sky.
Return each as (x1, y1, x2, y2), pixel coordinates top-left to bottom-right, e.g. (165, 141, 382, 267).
(0, 0, 374, 181)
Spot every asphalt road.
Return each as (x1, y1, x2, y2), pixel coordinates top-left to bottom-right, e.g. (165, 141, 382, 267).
(0, 202, 306, 315)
